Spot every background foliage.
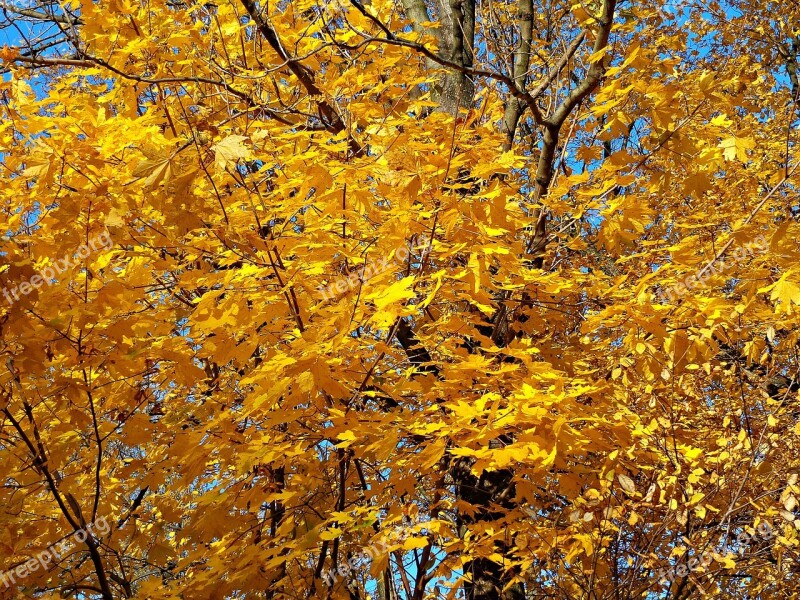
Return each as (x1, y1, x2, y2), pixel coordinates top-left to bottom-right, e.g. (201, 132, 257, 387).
(2, 0, 800, 598)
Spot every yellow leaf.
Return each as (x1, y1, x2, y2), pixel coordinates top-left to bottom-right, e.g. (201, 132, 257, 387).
(370, 277, 415, 311)
(769, 272, 800, 313)
(132, 158, 172, 188)
(212, 135, 251, 170)
(617, 474, 636, 494)
(336, 430, 357, 448)
(719, 136, 755, 162)
(401, 536, 429, 550)
(320, 528, 343, 541)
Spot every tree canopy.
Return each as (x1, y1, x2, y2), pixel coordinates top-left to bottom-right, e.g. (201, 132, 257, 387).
(1, 0, 800, 598)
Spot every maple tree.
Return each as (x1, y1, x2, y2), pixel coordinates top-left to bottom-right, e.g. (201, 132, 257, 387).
(2, 0, 800, 598)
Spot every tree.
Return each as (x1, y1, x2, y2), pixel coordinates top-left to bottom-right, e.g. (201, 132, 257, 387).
(1, 0, 800, 598)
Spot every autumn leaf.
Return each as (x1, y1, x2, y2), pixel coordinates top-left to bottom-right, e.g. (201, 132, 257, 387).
(212, 135, 251, 171)
(719, 135, 756, 162)
(762, 271, 800, 314)
(132, 157, 173, 188)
